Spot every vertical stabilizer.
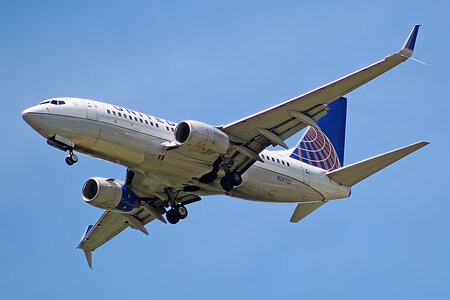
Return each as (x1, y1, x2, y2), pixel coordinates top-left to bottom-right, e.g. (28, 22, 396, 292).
(290, 97, 347, 171)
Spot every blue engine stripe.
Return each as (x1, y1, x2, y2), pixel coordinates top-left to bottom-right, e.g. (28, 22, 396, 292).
(115, 185, 137, 212)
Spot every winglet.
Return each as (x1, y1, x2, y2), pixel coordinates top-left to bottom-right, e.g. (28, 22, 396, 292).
(400, 25, 421, 58)
(83, 249, 93, 269)
(80, 225, 93, 243)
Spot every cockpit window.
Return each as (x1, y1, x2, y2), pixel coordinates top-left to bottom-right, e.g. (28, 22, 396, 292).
(41, 100, 66, 105)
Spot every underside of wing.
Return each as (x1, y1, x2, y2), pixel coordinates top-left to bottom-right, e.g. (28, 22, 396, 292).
(76, 169, 203, 268)
(76, 208, 157, 268)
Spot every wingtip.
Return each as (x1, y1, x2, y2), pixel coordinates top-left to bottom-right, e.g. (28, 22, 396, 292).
(400, 25, 421, 57)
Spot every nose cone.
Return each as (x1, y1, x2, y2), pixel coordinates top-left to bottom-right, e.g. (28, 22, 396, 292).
(22, 106, 44, 130)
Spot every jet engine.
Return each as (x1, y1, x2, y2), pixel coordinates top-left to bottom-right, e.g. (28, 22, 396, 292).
(174, 120, 230, 154)
(82, 177, 138, 213)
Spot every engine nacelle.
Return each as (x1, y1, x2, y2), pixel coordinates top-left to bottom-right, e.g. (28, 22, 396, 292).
(174, 120, 230, 154)
(82, 177, 138, 213)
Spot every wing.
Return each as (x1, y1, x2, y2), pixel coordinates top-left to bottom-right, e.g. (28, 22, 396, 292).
(222, 26, 420, 175)
(76, 208, 158, 268)
(77, 170, 201, 268)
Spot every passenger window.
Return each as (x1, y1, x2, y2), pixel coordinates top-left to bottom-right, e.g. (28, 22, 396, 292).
(287, 162, 290, 167)
(150, 122, 154, 126)
(113, 111, 116, 115)
(171, 128, 174, 132)
(282, 161, 285, 165)
(277, 159, 280, 164)
(261, 154, 265, 159)
(118, 112, 121, 117)
(271, 157, 275, 162)
(166, 126, 169, 131)
(145, 120, 148, 125)
(155, 123, 159, 128)
(140, 119, 143, 123)
(129, 116, 132, 120)
(107, 110, 111, 114)
(134, 117, 138, 121)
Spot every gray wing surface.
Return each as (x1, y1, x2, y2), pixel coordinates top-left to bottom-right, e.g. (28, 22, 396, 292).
(77, 208, 157, 268)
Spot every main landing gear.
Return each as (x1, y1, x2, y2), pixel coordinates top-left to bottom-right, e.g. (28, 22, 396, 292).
(164, 187, 189, 225)
(65, 151, 78, 166)
(220, 171, 242, 192)
(166, 205, 188, 224)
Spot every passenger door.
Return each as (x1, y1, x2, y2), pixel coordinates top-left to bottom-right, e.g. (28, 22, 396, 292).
(86, 102, 98, 120)
(301, 166, 311, 185)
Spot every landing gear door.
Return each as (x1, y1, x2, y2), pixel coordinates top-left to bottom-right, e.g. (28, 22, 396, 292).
(86, 102, 98, 120)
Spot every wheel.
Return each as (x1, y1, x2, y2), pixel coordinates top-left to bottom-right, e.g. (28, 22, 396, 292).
(65, 156, 74, 166)
(65, 153, 78, 166)
(220, 176, 233, 191)
(174, 205, 188, 219)
(70, 153, 78, 163)
(166, 209, 179, 224)
(229, 172, 242, 186)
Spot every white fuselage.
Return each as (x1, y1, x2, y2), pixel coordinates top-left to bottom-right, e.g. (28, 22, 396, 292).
(22, 98, 350, 203)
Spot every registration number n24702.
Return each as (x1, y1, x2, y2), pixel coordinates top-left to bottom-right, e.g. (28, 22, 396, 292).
(277, 175, 291, 185)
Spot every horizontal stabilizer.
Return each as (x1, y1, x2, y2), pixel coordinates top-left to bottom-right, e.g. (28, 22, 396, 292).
(326, 141, 429, 187)
(290, 201, 325, 223)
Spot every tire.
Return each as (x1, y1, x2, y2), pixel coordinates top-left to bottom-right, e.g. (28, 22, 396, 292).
(65, 157, 74, 166)
(229, 172, 242, 186)
(70, 153, 78, 163)
(220, 176, 233, 191)
(166, 209, 179, 224)
(174, 205, 188, 220)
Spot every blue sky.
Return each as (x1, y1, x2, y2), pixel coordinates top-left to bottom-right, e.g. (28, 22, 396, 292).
(2, 1, 449, 299)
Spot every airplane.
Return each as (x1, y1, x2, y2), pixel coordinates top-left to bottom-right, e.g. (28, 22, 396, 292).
(22, 25, 427, 268)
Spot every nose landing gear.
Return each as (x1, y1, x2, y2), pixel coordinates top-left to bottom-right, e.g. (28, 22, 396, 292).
(46, 136, 78, 166)
(65, 151, 78, 166)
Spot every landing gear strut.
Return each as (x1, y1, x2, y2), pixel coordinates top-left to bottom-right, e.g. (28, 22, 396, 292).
(65, 151, 78, 166)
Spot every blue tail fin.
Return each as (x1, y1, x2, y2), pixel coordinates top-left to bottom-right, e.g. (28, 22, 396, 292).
(289, 97, 347, 171)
